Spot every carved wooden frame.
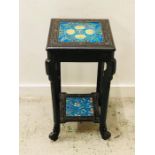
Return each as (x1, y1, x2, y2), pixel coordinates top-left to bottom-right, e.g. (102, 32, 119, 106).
(47, 18, 115, 49)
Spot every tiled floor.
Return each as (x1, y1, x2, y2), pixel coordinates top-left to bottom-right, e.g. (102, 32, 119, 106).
(19, 97, 134, 155)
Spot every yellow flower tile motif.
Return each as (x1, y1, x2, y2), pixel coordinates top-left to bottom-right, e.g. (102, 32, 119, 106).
(66, 29, 75, 35)
(85, 29, 94, 35)
(75, 25, 85, 30)
(75, 34, 86, 39)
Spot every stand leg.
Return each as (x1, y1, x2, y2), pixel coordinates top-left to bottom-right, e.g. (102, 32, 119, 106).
(96, 62, 102, 106)
(46, 59, 61, 141)
(49, 124, 60, 141)
(98, 59, 116, 140)
(99, 124, 111, 140)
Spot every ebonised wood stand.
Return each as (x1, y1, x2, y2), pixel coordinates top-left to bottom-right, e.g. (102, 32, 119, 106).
(45, 19, 116, 141)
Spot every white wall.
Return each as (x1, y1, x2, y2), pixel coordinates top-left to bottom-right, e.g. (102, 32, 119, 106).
(20, 0, 134, 93)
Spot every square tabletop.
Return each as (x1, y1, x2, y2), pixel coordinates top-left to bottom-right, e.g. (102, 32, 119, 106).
(46, 19, 115, 51)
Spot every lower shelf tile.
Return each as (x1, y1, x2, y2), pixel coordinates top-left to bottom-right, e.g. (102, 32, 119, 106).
(60, 93, 100, 123)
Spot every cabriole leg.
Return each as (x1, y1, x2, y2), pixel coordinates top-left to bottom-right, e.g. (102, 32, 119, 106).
(46, 59, 61, 141)
(98, 59, 116, 140)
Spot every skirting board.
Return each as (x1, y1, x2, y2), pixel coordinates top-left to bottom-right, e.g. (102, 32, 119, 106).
(19, 84, 135, 98)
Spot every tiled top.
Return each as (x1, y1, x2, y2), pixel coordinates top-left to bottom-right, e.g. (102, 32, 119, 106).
(58, 22, 103, 43)
(66, 97, 94, 117)
(47, 19, 115, 50)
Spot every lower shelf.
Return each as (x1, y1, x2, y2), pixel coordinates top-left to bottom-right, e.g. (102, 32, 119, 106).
(59, 93, 100, 123)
